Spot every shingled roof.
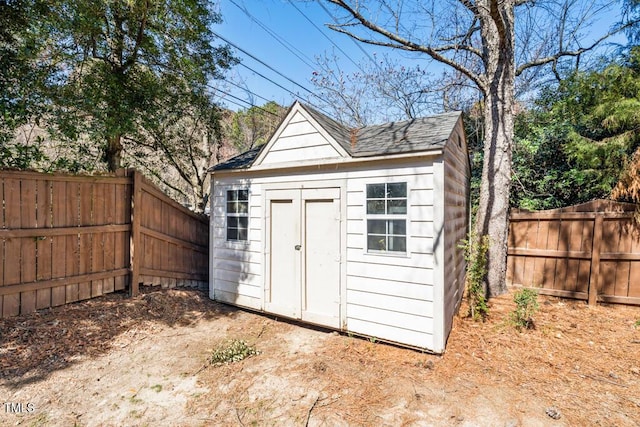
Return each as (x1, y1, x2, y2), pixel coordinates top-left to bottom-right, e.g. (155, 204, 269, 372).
(211, 102, 461, 171)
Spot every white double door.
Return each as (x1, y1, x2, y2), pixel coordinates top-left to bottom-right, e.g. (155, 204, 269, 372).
(265, 187, 341, 328)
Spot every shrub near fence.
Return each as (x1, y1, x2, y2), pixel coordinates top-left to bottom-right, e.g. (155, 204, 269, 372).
(0, 169, 208, 318)
(507, 200, 640, 306)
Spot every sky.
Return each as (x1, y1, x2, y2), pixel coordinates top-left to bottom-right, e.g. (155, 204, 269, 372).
(213, 0, 629, 114)
(214, 0, 421, 111)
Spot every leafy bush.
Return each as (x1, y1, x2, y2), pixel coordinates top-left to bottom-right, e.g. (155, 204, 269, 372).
(460, 232, 490, 321)
(511, 288, 539, 330)
(208, 339, 260, 366)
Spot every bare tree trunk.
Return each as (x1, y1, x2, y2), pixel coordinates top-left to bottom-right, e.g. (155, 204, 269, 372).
(474, 0, 516, 297)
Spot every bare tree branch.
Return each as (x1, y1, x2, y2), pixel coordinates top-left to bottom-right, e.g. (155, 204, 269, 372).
(326, 0, 487, 92)
(516, 19, 640, 76)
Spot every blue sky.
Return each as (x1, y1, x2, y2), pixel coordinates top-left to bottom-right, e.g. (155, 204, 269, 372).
(215, 0, 413, 110)
(213, 0, 628, 113)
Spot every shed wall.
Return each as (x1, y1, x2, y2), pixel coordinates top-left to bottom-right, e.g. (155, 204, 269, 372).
(442, 123, 470, 345)
(210, 160, 439, 349)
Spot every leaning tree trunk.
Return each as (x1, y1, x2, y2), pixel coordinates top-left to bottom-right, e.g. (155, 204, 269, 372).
(474, 0, 516, 298)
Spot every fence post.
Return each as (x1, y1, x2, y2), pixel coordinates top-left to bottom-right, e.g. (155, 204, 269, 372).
(588, 213, 604, 306)
(130, 170, 142, 296)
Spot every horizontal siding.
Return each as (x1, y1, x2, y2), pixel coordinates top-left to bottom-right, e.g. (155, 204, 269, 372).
(215, 279, 261, 299)
(262, 144, 342, 164)
(213, 239, 262, 252)
(346, 232, 363, 250)
(213, 247, 262, 263)
(347, 260, 433, 283)
(442, 124, 470, 341)
(215, 289, 261, 310)
(411, 236, 434, 254)
(213, 258, 262, 276)
(277, 120, 318, 138)
(346, 248, 434, 270)
(347, 275, 434, 301)
(346, 289, 433, 317)
(347, 318, 434, 349)
(347, 304, 433, 332)
(215, 269, 260, 287)
(269, 133, 331, 151)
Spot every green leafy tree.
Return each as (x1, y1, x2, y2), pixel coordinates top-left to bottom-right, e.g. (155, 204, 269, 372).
(43, 0, 236, 171)
(0, 0, 52, 167)
(512, 48, 640, 209)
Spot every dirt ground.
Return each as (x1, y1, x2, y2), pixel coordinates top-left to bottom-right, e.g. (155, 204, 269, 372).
(1, 287, 639, 427)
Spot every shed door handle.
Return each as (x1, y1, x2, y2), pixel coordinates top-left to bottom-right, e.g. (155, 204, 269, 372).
(295, 244, 301, 250)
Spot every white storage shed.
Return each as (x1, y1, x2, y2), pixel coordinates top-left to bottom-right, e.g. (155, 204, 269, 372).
(209, 101, 470, 353)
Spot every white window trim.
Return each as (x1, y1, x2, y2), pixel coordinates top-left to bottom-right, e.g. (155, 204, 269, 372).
(365, 181, 408, 255)
(225, 188, 250, 244)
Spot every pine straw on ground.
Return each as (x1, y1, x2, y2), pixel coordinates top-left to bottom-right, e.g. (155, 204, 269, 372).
(1, 287, 639, 425)
(0, 287, 230, 380)
(439, 294, 640, 425)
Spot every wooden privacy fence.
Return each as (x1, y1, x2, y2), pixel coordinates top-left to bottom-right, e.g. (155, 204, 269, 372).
(0, 169, 208, 318)
(507, 200, 640, 306)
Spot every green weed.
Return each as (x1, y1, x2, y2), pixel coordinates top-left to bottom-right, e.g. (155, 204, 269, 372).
(511, 288, 539, 331)
(459, 232, 490, 321)
(209, 339, 260, 366)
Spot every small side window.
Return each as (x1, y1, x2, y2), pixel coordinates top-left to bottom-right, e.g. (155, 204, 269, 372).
(366, 182, 407, 253)
(226, 189, 249, 241)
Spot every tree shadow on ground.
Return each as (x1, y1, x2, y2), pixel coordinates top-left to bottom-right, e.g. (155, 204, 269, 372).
(0, 286, 239, 386)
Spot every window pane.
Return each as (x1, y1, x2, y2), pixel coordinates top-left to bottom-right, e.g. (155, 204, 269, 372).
(237, 201, 248, 214)
(227, 190, 237, 201)
(227, 216, 238, 228)
(387, 199, 407, 214)
(238, 228, 248, 241)
(238, 216, 249, 228)
(388, 220, 406, 235)
(227, 228, 238, 240)
(367, 200, 385, 214)
(387, 182, 406, 198)
(366, 183, 385, 199)
(367, 219, 387, 234)
(238, 189, 249, 201)
(367, 234, 387, 251)
(226, 201, 237, 213)
(388, 236, 406, 252)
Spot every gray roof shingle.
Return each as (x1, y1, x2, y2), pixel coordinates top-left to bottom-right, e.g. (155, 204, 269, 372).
(211, 102, 461, 171)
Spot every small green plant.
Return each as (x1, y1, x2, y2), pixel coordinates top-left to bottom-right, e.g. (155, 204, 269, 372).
(208, 339, 260, 366)
(460, 232, 490, 321)
(634, 319, 640, 328)
(511, 288, 539, 330)
(150, 384, 162, 393)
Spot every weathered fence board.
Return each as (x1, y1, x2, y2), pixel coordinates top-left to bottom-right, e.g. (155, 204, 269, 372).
(508, 200, 640, 306)
(133, 172, 208, 289)
(0, 169, 209, 318)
